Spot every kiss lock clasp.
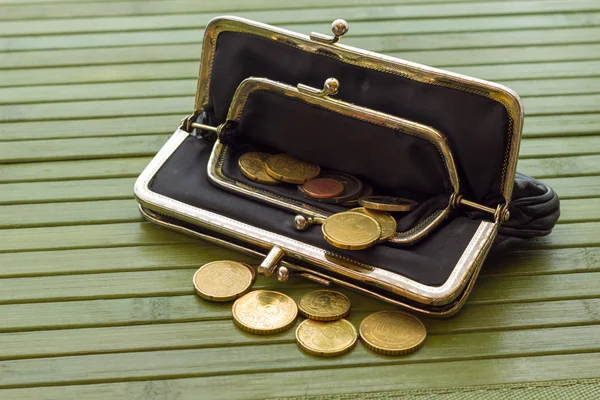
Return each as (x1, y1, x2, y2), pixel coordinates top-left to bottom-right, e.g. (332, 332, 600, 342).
(310, 19, 349, 44)
(257, 246, 290, 282)
(297, 78, 339, 97)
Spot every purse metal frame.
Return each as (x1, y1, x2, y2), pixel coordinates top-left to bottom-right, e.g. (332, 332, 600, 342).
(207, 76, 461, 246)
(134, 16, 523, 317)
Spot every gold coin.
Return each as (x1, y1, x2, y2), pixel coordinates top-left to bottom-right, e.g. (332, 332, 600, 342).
(265, 154, 320, 184)
(349, 207, 397, 242)
(298, 290, 351, 321)
(359, 196, 419, 212)
(238, 152, 279, 185)
(359, 310, 427, 355)
(322, 211, 381, 250)
(296, 318, 357, 357)
(192, 260, 254, 302)
(232, 290, 298, 335)
(238, 262, 256, 281)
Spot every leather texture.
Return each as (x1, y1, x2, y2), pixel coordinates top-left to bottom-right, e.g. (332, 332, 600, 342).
(494, 172, 560, 246)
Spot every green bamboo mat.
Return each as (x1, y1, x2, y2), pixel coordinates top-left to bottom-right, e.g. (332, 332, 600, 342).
(1, 0, 600, 398)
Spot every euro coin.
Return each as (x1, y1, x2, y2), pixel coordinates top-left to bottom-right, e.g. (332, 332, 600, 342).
(359, 310, 427, 355)
(298, 290, 351, 321)
(238, 152, 279, 185)
(239, 262, 257, 281)
(301, 178, 344, 199)
(232, 290, 298, 335)
(296, 318, 357, 357)
(192, 260, 254, 302)
(359, 196, 419, 212)
(265, 154, 320, 184)
(349, 207, 397, 242)
(322, 211, 381, 250)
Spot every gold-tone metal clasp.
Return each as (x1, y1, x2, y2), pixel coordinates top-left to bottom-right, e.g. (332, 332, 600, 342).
(452, 194, 510, 224)
(180, 114, 225, 140)
(257, 246, 286, 277)
(297, 78, 339, 97)
(258, 246, 290, 282)
(190, 122, 220, 133)
(294, 214, 326, 231)
(309, 19, 349, 44)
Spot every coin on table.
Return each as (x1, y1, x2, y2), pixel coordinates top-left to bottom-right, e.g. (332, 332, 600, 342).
(298, 290, 351, 321)
(296, 318, 357, 357)
(322, 211, 381, 250)
(232, 290, 298, 335)
(359, 196, 419, 212)
(349, 207, 397, 242)
(359, 310, 427, 356)
(192, 260, 254, 302)
(265, 154, 320, 184)
(238, 152, 279, 185)
(301, 178, 345, 199)
(310, 171, 364, 204)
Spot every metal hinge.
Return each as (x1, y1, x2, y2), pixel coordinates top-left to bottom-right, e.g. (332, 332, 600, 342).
(180, 114, 223, 141)
(451, 193, 510, 224)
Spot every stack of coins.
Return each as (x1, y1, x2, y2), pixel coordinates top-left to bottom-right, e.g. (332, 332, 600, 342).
(192, 260, 427, 357)
(237, 152, 373, 204)
(299, 172, 365, 205)
(238, 152, 320, 186)
(238, 151, 424, 251)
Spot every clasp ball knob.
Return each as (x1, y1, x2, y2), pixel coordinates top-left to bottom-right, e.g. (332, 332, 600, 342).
(276, 266, 290, 283)
(323, 78, 339, 96)
(294, 215, 309, 231)
(331, 19, 349, 38)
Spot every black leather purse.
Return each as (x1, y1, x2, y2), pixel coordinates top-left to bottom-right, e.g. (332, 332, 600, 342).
(135, 16, 559, 317)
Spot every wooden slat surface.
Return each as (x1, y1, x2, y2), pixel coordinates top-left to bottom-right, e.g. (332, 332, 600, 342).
(4, 5, 600, 37)
(1, 0, 599, 399)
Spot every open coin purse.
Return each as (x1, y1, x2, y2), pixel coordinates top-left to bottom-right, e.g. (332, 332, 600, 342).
(135, 16, 560, 317)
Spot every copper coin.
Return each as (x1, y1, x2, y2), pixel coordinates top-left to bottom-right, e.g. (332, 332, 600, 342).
(301, 178, 345, 199)
(299, 171, 364, 204)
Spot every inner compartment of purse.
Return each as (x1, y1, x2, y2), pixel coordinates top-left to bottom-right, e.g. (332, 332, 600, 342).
(201, 29, 514, 206)
(146, 21, 517, 288)
(217, 88, 454, 234)
(150, 135, 484, 287)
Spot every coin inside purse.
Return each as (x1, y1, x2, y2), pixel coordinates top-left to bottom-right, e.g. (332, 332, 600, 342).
(206, 77, 461, 246)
